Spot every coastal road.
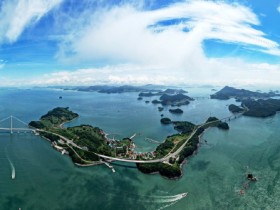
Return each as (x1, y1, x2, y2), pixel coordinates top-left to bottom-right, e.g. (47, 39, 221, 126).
(35, 112, 244, 164)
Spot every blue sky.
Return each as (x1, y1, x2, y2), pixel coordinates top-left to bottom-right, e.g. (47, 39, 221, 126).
(0, 0, 280, 87)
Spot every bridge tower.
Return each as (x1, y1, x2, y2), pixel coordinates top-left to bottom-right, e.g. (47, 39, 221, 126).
(10, 116, 13, 134)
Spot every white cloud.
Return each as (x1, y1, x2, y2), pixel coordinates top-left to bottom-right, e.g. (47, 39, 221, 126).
(56, 0, 280, 66)
(0, 0, 63, 44)
(2, 60, 280, 88)
(277, 5, 280, 13)
(47, 0, 280, 87)
(1, 0, 280, 88)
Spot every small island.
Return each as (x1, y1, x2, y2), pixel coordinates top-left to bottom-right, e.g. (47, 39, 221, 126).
(217, 122, 229, 130)
(160, 117, 172, 125)
(139, 88, 188, 98)
(158, 107, 164, 112)
(228, 104, 244, 113)
(169, 108, 183, 114)
(152, 99, 162, 104)
(139, 92, 161, 97)
(160, 93, 193, 106)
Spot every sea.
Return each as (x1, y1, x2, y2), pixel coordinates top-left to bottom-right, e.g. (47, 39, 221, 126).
(0, 87, 280, 210)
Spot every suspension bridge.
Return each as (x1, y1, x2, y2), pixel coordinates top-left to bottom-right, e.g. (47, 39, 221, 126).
(0, 116, 36, 134)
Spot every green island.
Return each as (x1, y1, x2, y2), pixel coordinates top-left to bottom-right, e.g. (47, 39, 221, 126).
(212, 86, 280, 118)
(158, 107, 164, 112)
(211, 86, 279, 100)
(144, 93, 193, 106)
(139, 88, 187, 98)
(228, 104, 244, 113)
(242, 99, 280, 117)
(29, 107, 230, 179)
(137, 117, 227, 179)
(169, 108, 184, 114)
(138, 89, 193, 107)
(160, 93, 193, 106)
(29, 107, 136, 165)
(160, 117, 172, 125)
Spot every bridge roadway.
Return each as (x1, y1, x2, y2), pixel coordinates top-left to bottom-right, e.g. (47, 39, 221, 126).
(0, 128, 34, 131)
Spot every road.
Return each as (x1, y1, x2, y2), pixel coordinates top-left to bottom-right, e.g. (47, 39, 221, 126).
(35, 112, 244, 164)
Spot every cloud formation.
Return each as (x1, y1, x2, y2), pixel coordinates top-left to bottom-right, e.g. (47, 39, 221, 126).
(0, 0, 63, 44)
(1, 60, 279, 88)
(57, 0, 280, 66)
(0, 0, 279, 87)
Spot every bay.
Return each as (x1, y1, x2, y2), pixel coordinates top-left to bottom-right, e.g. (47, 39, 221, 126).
(0, 88, 279, 209)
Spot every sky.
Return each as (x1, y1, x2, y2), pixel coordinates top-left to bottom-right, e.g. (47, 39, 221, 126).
(0, 0, 280, 87)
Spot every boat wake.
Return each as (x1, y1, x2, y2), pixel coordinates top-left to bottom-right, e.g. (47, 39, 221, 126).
(5, 142, 15, 179)
(151, 193, 188, 203)
(151, 193, 187, 210)
(7, 156, 15, 179)
(93, 183, 187, 209)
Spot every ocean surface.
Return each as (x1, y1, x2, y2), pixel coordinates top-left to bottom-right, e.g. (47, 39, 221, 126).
(0, 87, 280, 209)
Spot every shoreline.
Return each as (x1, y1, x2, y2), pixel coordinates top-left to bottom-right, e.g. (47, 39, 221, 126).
(39, 123, 210, 180)
(75, 162, 103, 167)
(35, 109, 223, 180)
(138, 127, 209, 180)
(59, 116, 79, 128)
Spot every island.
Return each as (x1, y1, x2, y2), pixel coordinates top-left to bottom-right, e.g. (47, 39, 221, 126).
(158, 107, 164, 112)
(76, 85, 161, 94)
(143, 93, 193, 107)
(217, 122, 229, 130)
(160, 93, 193, 106)
(228, 104, 244, 113)
(211, 86, 279, 100)
(63, 84, 194, 108)
(139, 92, 161, 97)
(242, 98, 280, 117)
(137, 116, 225, 179)
(138, 88, 188, 98)
(30, 107, 230, 179)
(169, 108, 183, 114)
(29, 107, 135, 165)
(160, 117, 172, 125)
(152, 99, 162, 104)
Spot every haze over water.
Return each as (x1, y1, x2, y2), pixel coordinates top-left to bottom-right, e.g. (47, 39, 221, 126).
(0, 88, 280, 209)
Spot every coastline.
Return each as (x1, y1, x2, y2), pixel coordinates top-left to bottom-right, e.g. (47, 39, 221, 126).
(138, 126, 210, 180)
(34, 107, 227, 180)
(59, 116, 79, 128)
(75, 162, 103, 167)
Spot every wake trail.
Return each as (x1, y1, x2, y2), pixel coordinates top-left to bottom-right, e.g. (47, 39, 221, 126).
(152, 193, 187, 203)
(5, 141, 15, 179)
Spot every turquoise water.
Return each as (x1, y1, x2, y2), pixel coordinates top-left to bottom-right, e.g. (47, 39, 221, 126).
(0, 88, 279, 209)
